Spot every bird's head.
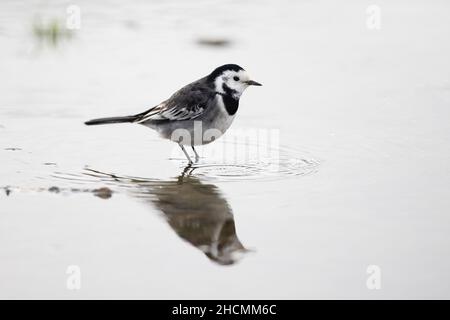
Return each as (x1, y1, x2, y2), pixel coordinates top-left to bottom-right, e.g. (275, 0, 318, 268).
(208, 64, 262, 99)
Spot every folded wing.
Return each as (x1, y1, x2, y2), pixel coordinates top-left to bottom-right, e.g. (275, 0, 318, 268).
(136, 79, 215, 123)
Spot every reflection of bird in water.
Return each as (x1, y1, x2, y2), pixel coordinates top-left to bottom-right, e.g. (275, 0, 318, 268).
(85, 167, 248, 265)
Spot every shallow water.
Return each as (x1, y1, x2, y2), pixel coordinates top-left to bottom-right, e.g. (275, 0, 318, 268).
(1, 0, 450, 299)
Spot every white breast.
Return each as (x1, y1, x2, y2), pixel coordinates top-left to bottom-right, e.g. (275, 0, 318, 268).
(208, 95, 236, 136)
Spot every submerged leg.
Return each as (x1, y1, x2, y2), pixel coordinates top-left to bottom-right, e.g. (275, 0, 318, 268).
(191, 146, 200, 162)
(179, 164, 196, 181)
(178, 143, 193, 165)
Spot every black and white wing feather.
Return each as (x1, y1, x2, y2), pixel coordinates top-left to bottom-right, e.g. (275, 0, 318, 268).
(136, 78, 215, 123)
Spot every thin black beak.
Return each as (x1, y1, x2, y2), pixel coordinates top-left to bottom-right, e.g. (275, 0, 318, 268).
(245, 80, 262, 86)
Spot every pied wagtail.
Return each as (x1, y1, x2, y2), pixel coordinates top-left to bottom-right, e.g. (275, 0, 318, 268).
(85, 64, 262, 164)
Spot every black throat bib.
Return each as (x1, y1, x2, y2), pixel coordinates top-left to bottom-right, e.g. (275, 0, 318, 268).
(218, 83, 239, 116)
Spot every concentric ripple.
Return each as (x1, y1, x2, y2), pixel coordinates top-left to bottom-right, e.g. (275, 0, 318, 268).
(50, 143, 320, 186)
(2, 143, 320, 197)
(181, 145, 320, 182)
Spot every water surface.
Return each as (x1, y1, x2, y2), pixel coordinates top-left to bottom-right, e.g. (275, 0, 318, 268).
(1, 0, 450, 299)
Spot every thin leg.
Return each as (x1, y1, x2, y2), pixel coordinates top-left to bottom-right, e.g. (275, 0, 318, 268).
(191, 146, 200, 162)
(178, 143, 193, 165)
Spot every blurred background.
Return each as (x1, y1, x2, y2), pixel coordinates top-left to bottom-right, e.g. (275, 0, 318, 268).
(1, 0, 450, 299)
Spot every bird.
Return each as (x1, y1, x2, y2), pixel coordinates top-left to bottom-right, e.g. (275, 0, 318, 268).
(85, 64, 262, 164)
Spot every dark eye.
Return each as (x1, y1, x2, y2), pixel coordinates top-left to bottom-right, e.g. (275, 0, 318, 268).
(233, 76, 240, 81)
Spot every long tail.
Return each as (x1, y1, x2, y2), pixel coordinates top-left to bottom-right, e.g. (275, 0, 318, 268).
(84, 115, 139, 126)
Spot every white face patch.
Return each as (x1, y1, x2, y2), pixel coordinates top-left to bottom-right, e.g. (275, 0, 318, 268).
(214, 70, 251, 98)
